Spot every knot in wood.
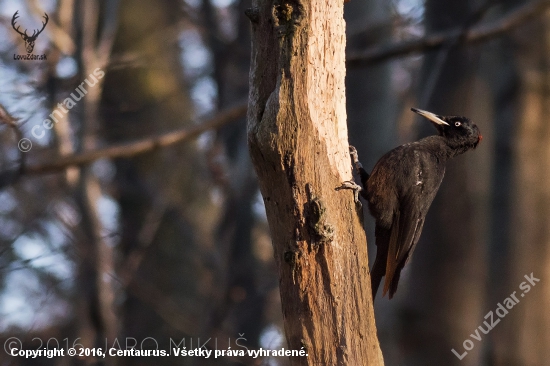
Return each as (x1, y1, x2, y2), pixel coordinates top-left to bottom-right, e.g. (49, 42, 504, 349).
(272, 0, 303, 37)
(308, 195, 334, 245)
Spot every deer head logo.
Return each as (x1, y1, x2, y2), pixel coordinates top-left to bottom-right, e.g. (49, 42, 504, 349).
(11, 11, 49, 54)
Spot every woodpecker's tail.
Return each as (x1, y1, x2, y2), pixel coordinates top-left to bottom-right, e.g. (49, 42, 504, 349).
(388, 267, 403, 299)
(371, 256, 385, 300)
(371, 226, 389, 300)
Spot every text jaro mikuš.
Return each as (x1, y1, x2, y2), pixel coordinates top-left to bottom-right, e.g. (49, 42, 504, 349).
(452, 272, 540, 360)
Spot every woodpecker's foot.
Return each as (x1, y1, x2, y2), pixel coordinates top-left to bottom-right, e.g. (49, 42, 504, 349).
(349, 146, 364, 173)
(349, 145, 359, 163)
(348, 146, 370, 199)
(336, 180, 362, 207)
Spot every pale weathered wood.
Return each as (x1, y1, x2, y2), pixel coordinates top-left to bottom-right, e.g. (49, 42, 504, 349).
(247, 0, 384, 364)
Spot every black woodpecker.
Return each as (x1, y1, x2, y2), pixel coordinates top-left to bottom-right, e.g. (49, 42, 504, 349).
(342, 108, 482, 300)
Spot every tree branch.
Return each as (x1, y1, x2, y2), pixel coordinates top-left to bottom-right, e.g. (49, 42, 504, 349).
(346, 0, 550, 67)
(22, 102, 247, 175)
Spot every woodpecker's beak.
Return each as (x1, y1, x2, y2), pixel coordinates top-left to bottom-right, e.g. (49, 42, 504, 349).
(411, 108, 449, 126)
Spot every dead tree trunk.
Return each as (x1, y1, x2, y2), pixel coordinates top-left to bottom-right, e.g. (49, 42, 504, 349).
(246, 0, 383, 365)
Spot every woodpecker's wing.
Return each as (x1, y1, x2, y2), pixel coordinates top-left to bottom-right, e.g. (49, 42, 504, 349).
(369, 144, 444, 298)
(382, 188, 428, 298)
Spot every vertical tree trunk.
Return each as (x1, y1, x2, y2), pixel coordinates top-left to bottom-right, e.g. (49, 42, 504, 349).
(401, 1, 490, 365)
(204, 0, 270, 353)
(492, 11, 550, 364)
(101, 2, 211, 365)
(74, 1, 119, 357)
(247, 1, 383, 365)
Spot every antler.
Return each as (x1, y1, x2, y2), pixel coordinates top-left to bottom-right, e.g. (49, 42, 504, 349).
(11, 11, 48, 39)
(11, 10, 27, 37)
(33, 13, 49, 38)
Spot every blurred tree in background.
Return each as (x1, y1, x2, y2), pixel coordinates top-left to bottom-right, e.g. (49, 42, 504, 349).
(0, 0, 549, 365)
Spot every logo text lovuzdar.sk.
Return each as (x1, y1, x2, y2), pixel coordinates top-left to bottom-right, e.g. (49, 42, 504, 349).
(11, 10, 48, 60)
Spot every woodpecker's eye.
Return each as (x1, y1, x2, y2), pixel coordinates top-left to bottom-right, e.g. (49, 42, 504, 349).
(455, 121, 461, 127)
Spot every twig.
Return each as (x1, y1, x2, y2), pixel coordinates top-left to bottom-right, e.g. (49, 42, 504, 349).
(22, 102, 247, 175)
(0, 104, 26, 187)
(346, 0, 550, 67)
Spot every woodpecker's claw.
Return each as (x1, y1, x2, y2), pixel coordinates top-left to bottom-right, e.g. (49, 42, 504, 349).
(349, 146, 359, 164)
(336, 180, 362, 207)
(349, 146, 365, 174)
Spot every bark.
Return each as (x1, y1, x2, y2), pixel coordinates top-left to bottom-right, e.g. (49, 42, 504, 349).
(247, 0, 383, 365)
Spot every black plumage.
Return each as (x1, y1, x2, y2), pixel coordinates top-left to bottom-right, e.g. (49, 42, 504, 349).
(348, 108, 482, 299)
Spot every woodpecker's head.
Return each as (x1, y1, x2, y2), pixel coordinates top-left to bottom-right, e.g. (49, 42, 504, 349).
(411, 108, 482, 149)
